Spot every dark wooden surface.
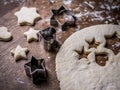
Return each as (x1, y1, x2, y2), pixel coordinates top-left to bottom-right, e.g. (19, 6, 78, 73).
(0, 0, 119, 90)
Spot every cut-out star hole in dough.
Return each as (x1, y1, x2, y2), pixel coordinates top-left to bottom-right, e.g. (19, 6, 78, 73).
(11, 45, 29, 61)
(14, 7, 41, 26)
(0, 26, 12, 41)
(75, 48, 89, 59)
(24, 28, 39, 43)
(86, 38, 100, 49)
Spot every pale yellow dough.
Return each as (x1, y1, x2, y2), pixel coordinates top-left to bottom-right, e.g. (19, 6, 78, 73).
(11, 45, 29, 61)
(56, 24, 120, 90)
(24, 28, 39, 43)
(0, 26, 12, 41)
(15, 7, 40, 25)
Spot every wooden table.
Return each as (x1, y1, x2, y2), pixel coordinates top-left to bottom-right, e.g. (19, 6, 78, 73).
(0, 0, 119, 90)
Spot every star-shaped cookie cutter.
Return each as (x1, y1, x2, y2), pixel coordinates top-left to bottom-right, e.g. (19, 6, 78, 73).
(50, 6, 76, 31)
(39, 27, 60, 52)
(40, 27, 56, 40)
(24, 56, 47, 84)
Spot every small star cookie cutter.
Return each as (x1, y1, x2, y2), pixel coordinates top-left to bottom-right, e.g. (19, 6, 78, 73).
(39, 27, 60, 52)
(50, 6, 76, 31)
(24, 56, 47, 84)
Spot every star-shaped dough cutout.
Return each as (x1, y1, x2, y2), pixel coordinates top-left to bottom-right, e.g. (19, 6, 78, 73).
(0, 26, 12, 41)
(14, 7, 41, 26)
(24, 28, 39, 43)
(11, 45, 29, 61)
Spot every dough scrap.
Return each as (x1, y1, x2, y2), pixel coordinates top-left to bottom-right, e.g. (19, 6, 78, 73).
(14, 7, 40, 26)
(0, 26, 12, 41)
(24, 28, 39, 43)
(11, 45, 29, 61)
(56, 24, 120, 90)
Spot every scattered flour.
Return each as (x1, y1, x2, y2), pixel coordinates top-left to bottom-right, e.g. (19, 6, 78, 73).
(84, 1, 95, 9)
(16, 78, 24, 84)
(75, 11, 105, 21)
(64, 15, 74, 22)
(48, 56, 50, 59)
(111, 5, 120, 10)
(49, 0, 56, 3)
(75, 12, 90, 18)
(112, 42, 120, 50)
(74, 0, 120, 24)
(63, 0, 72, 5)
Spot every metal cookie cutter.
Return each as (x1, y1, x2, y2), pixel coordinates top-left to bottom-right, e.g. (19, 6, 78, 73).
(24, 56, 47, 84)
(50, 6, 76, 31)
(39, 27, 60, 52)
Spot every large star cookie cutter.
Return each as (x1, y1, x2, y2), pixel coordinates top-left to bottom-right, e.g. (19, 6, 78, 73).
(24, 56, 47, 84)
(39, 27, 60, 52)
(50, 6, 76, 31)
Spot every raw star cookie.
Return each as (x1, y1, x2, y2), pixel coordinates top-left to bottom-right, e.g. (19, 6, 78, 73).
(11, 45, 29, 61)
(14, 7, 40, 25)
(0, 26, 12, 41)
(56, 25, 120, 90)
(24, 28, 39, 43)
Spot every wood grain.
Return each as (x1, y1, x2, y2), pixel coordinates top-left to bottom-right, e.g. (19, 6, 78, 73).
(0, 0, 119, 90)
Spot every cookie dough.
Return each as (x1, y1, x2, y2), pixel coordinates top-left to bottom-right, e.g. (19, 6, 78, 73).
(11, 45, 29, 61)
(24, 28, 39, 43)
(56, 24, 120, 90)
(14, 7, 40, 25)
(0, 26, 12, 41)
